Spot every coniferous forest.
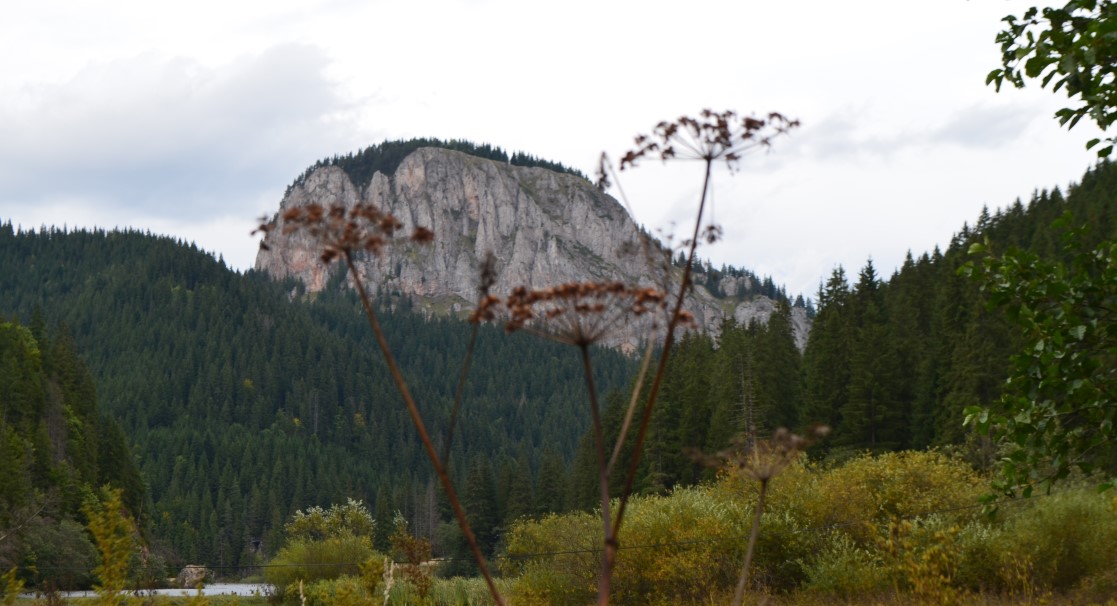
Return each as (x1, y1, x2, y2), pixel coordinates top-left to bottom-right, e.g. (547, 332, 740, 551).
(0, 225, 634, 572)
(3, 157, 1117, 597)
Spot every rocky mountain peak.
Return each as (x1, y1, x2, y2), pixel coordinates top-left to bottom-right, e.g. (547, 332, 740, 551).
(255, 146, 810, 349)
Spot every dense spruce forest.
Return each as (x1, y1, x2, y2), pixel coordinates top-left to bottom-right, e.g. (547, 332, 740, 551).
(0, 225, 634, 571)
(0, 314, 145, 588)
(587, 159, 1117, 499)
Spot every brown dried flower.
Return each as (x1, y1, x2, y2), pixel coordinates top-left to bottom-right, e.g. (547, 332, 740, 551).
(254, 203, 432, 264)
(695, 425, 829, 482)
(617, 109, 799, 173)
(475, 281, 667, 347)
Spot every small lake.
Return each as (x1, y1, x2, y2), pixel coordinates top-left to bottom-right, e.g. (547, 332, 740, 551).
(22, 583, 273, 599)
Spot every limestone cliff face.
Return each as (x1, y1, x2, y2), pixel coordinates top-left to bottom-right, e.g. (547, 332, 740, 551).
(256, 147, 810, 348)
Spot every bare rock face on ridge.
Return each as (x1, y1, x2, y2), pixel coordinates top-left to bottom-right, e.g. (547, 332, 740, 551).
(255, 147, 810, 349)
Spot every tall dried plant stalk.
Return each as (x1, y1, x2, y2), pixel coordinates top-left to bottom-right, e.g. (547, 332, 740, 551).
(255, 205, 506, 605)
(688, 426, 826, 605)
(258, 109, 797, 605)
(478, 110, 799, 604)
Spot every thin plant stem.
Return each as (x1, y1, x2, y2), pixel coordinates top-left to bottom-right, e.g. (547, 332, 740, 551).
(732, 477, 769, 606)
(344, 254, 505, 606)
(607, 337, 655, 476)
(613, 158, 714, 536)
(442, 322, 480, 465)
(579, 343, 616, 606)
(0, 503, 45, 544)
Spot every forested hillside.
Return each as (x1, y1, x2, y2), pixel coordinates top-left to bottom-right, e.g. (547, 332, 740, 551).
(800, 160, 1117, 455)
(0, 315, 144, 588)
(0, 225, 635, 569)
(601, 160, 1117, 498)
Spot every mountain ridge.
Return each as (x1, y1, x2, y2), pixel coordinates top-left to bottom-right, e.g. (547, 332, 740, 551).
(256, 144, 811, 348)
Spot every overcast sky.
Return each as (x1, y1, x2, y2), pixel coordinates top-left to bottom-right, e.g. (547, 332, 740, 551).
(0, 0, 1103, 299)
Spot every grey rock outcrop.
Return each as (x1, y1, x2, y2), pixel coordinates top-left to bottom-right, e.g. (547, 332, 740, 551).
(256, 147, 810, 348)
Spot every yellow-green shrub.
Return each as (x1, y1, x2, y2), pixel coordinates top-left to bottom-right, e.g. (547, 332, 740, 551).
(506, 487, 757, 605)
(707, 457, 825, 590)
(950, 520, 1007, 593)
(264, 535, 381, 602)
(607, 487, 747, 605)
(299, 575, 370, 606)
(502, 510, 599, 606)
(800, 532, 890, 599)
(785, 451, 986, 544)
(501, 451, 1026, 602)
(426, 576, 509, 605)
(997, 487, 1117, 590)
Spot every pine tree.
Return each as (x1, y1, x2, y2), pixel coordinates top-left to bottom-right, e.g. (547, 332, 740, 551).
(801, 267, 853, 435)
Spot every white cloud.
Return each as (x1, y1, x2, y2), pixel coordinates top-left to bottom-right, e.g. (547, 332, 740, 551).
(0, 0, 1108, 298)
(0, 44, 370, 219)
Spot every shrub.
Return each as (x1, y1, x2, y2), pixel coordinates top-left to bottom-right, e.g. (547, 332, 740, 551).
(607, 487, 746, 605)
(785, 451, 986, 545)
(879, 516, 966, 605)
(503, 510, 599, 606)
(428, 576, 507, 605)
(17, 517, 98, 590)
(950, 520, 1007, 593)
(998, 487, 1117, 590)
(285, 499, 375, 543)
(800, 532, 890, 600)
(264, 535, 381, 602)
(300, 575, 370, 606)
(506, 487, 759, 605)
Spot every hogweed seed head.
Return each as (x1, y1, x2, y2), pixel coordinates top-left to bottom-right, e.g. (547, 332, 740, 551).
(254, 203, 433, 264)
(617, 109, 799, 173)
(694, 425, 829, 483)
(474, 281, 668, 347)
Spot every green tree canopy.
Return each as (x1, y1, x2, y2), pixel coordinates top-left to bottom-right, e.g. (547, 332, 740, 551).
(989, 0, 1117, 156)
(965, 220, 1117, 495)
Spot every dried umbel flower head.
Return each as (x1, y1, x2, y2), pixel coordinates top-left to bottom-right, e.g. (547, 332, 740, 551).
(254, 203, 433, 264)
(697, 425, 830, 482)
(477, 251, 498, 297)
(473, 281, 668, 347)
(617, 109, 799, 173)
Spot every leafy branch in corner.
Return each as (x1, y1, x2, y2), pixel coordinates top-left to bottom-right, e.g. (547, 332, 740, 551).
(962, 214, 1117, 501)
(988, 0, 1117, 157)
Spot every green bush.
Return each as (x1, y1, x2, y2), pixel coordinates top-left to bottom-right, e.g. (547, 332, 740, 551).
(950, 520, 1006, 593)
(800, 532, 889, 599)
(264, 535, 381, 602)
(502, 510, 598, 606)
(299, 574, 371, 606)
(998, 487, 1117, 590)
(607, 487, 746, 605)
(17, 517, 98, 590)
(496, 451, 1116, 602)
(285, 499, 375, 543)
(426, 576, 508, 605)
(506, 487, 756, 605)
(783, 451, 986, 545)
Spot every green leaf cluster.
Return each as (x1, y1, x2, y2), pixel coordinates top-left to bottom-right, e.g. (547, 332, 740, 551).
(989, 1, 1117, 156)
(965, 214, 1117, 496)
